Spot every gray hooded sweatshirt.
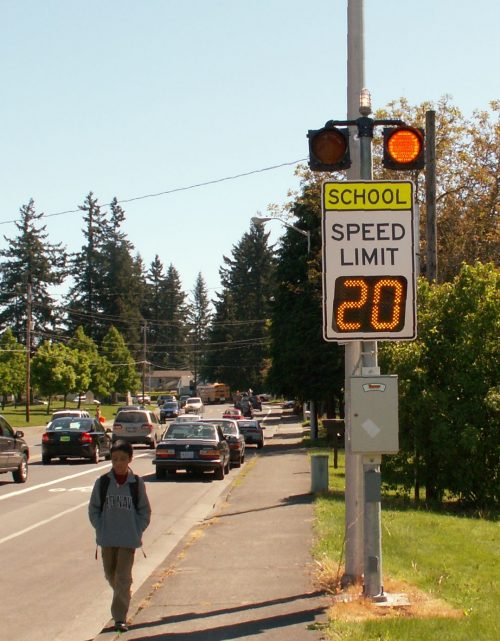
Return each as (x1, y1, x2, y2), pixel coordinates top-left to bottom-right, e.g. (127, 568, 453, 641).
(88, 470, 151, 549)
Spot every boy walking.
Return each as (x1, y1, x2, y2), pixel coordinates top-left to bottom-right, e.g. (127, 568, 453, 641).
(89, 440, 151, 633)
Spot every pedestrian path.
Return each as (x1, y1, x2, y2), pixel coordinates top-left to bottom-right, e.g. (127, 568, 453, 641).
(93, 416, 330, 640)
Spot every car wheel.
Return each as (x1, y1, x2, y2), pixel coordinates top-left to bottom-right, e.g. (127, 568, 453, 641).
(257, 441, 264, 449)
(149, 439, 156, 450)
(12, 454, 28, 483)
(214, 465, 224, 480)
(224, 458, 230, 474)
(42, 455, 51, 465)
(241, 453, 245, 464)
(92, 445, 100, 464)
(156, 467, 166, 480)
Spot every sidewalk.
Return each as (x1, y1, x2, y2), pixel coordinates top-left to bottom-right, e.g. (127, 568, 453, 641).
(93, 413, 331, 640)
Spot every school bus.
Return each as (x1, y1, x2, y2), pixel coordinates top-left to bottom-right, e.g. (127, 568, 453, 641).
(198, 383, 231, 404)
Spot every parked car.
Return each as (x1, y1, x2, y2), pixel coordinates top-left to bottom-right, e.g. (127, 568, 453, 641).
(223, 408, 244, 420)
(153, 421, 230, 480)
(184, 397, 204, 414)
(198, 418, 245, 467)
(160, 401, 180, 422)
(237, 419, 264, 449)
(112, 409, 162, 448)
(0, 415, 29, 483)
(41, 417, 111, 464)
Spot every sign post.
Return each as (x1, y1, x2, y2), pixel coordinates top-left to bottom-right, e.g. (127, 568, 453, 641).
(322, 180, 416, 343)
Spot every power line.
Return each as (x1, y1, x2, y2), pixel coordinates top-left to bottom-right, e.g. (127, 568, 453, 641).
(0, 159, 307, 226)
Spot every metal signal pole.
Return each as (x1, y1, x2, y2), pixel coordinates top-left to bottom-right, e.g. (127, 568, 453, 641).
(342, 0, 365, 585)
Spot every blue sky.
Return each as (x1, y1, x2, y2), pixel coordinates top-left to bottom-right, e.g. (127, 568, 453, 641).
(0, 0, 498, 299)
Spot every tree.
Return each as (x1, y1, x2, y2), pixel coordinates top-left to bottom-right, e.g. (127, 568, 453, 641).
(101, 326, 140, 398)
(66, 192, 109, 341)
(373, 97, 499, 282)
(31, 341, 76, 412)
(187, 272, 212, 389)
(205, 223, 276, 392)
(0, 329, 26, 408)
(380, 262, 499, 507)
(0, 199, 66, 343)
(99, 198, 144, 349)
(266, 183, 344, 413)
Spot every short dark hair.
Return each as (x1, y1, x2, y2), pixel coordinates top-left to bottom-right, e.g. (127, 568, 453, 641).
(110, 439, 133, 458)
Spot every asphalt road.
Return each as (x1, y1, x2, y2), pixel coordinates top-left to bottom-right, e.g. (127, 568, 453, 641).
(0, 404, 273, 641)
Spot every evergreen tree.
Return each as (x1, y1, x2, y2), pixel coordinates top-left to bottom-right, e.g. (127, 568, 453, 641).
(187, 272, 212, 388)
(204, 224, 275, 392)
(0, 199, 66, 343)
(65, 192, 108, 341)
(266, 185, 344, 413)
(99, 198, 144, 349)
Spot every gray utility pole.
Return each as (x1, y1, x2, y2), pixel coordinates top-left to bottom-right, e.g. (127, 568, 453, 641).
(343, 0, 369, 586)
(425, 110, 437, 282)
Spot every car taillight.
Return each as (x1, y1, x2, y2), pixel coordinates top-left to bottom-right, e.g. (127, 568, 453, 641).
(229, 441, 241, 450)
(42, 433, 50, 443)
(80, 432, 93, 443)
(156, 449, 175, 458)
(199, 448, 219, 460)
(114, 423, 123, 431)
(142, 423, 153, 433)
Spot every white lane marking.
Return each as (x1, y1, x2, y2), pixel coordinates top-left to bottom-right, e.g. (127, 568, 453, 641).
(0, 500, 88, 546)
(0, 452, 151, 502)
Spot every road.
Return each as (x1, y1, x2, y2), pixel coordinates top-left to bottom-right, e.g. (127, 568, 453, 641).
(0, 404, 272, 641)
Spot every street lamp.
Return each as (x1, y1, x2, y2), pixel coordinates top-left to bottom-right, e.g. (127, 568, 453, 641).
(251, 216, 311, 254)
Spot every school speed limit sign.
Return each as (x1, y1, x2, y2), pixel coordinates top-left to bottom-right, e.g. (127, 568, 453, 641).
(321, 180, 417, 341)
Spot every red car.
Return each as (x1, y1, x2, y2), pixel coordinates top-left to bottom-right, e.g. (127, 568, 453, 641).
(222, 408, 243, 420)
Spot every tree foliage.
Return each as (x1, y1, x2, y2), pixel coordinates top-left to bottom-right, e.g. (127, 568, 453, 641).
(0, 199, 66, 343)
(380, 262, 499, 507)
(0, 329, 26, 408)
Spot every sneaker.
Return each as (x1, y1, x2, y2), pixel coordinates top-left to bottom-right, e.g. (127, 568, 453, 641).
(114, 621, 129, 632)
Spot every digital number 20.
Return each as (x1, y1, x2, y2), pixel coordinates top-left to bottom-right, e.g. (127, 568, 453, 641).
(333, 276, 407, 333)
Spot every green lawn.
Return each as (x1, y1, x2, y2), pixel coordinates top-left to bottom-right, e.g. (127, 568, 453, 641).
(311, 449, 499, 641)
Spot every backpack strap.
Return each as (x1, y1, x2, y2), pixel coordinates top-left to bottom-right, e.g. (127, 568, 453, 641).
(99, 473, 111, 512)
(99, 472, 140, 512)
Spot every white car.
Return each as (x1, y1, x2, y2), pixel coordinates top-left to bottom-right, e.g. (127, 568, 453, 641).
(173, 414, 202, 423)
(184, 397, 204, 414)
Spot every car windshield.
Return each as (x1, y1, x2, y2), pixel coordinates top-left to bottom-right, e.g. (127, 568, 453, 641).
(187, 398, 201, 404)
(115, 411, 148, 423)
(239, 421, 257, 428)
(163, 424, 216, 440)
(222, 425, 237, 435)
(163, 402, 178, 409)
(49, 418, 94, 431)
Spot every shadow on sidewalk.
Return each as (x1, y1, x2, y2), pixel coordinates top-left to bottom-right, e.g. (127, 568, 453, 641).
(121, 591, 327, 640)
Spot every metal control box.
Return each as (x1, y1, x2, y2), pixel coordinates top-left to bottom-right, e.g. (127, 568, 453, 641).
(349, 376, 399, 454)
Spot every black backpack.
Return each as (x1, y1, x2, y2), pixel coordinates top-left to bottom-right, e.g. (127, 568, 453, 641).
(99, 473, 140, 512)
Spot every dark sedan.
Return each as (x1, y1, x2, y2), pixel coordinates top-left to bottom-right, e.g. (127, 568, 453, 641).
(153, 422, 230, 480)
(42, 417, 112, 464)
(237, 419, 264, 449)
(0, 415, 29, 483)
(198, 418, 245, 467)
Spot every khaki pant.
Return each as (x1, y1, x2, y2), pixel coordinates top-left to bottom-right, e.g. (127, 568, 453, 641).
(101, 547, 135, 623)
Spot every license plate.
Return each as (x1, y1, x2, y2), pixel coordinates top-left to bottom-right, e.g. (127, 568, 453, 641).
(126, 427, 136, 432)
(60, 435, 70, 442)
(180, 451, 194, 459)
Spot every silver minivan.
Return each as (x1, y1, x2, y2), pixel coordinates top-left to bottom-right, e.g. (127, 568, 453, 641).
(112, 409, 162, 448)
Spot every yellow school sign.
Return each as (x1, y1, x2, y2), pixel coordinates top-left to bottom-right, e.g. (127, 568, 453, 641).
(323, 181, 413, 211)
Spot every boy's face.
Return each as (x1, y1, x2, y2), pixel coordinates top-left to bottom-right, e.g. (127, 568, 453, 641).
(111, 451, 132, 475)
